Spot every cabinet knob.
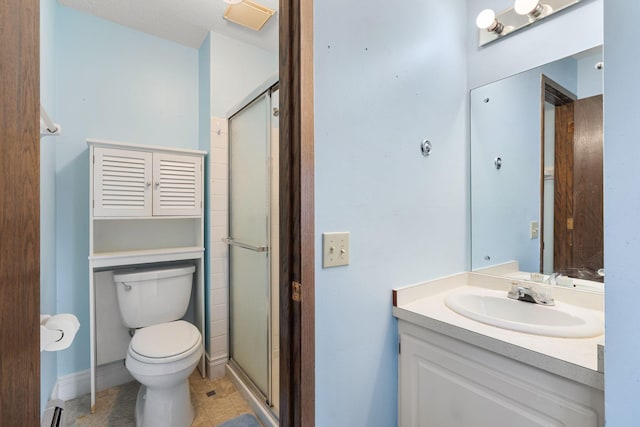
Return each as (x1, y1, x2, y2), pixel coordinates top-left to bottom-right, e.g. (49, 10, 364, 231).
(146, 182, 151, 187)
(155, 181, 160, 187)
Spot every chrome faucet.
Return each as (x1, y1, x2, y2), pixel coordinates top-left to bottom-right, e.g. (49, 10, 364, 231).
(507, 282, 555, 306)
(545, 272, 560, 285)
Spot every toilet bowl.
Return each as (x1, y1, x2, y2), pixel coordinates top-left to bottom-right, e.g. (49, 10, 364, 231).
(125, 320, 203, 427)
(113, 264, 201, 427)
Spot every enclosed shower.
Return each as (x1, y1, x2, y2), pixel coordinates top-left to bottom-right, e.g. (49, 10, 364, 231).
(224, 82, 280, 424)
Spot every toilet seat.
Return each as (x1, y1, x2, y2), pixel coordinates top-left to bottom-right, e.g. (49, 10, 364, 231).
(129, 320, 201, 364)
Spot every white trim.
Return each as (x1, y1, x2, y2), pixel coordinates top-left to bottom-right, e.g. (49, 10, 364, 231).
(207, 353, 229, 380)
(87, 138, 207, 156)
(49, 381, 59, 401)
(226, 363, 278, 427)
(53, 361, 135, 401)
(54, 369, 90, 401)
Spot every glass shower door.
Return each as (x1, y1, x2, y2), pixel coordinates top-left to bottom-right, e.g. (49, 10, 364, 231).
(228, 93, 270, 398)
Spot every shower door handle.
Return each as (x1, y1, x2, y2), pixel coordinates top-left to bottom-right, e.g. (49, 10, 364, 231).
(222, 237, 269, 253)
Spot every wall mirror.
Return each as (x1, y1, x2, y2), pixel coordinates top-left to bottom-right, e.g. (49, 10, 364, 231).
(470, 46, 604, 290)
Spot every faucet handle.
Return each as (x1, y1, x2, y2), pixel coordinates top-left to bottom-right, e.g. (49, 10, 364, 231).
(507, 281, 525, 299)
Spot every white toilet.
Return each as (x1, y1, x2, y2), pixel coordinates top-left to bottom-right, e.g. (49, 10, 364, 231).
(113, 264, 202, 427)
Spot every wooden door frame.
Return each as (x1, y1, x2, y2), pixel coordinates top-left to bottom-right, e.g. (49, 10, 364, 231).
(539, 75, 576, 272)
(0, 0, 40, 424)
(279, 0, 315, 426)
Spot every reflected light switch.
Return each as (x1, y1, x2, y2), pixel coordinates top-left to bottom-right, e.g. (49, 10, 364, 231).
(530, 221, 539, 239)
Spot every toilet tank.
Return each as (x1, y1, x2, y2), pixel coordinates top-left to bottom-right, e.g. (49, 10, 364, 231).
(113, 264, 196, 329)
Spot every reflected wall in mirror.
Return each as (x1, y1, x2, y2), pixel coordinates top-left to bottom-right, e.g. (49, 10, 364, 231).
(471, 46, 604, 286)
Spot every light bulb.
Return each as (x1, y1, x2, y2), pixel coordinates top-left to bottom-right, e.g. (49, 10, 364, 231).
(514, 0, 546, 17)
(476, 9, 504, 34)
(224, 0, 243, 4)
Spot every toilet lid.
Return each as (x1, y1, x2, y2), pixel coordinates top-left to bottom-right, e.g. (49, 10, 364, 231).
(130, 320, 200, 359)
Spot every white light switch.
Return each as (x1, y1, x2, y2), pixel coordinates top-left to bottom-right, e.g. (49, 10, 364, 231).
(322, 232, 350, 268)
(530, 221, 539, 239)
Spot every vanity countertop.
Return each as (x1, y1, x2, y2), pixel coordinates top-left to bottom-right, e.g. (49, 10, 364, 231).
(392, 272, 604, 391)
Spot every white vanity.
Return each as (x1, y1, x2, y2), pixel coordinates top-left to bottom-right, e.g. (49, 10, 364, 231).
(393, 272, 604, 427)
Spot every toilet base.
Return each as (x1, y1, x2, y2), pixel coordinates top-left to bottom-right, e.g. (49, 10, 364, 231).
(134, 381, 194, 427)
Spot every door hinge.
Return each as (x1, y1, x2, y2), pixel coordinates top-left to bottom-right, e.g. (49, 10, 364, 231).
(292, 281, 302, 302)
(93, 154, 95, 164)
(92, 200, 95, 208)
(398, 338, 401, 355)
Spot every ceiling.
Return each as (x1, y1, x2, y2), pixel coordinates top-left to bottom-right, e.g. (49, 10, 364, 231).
(58, 0, 279, 52)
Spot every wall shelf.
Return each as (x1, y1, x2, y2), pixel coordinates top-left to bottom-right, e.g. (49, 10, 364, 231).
(89, 246, 205, 269)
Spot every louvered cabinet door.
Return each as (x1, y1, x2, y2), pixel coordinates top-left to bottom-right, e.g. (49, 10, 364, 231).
(152, 153, 202, 216)
(94, 147, 153, 217)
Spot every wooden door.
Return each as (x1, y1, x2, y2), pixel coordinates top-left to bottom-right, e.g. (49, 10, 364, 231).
(554, 96, 603, 278)
(572, 95, 604, 276)
(0, 0, 41, 424)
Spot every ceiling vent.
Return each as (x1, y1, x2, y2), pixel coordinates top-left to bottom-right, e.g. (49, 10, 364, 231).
(224, 0, 276, 31)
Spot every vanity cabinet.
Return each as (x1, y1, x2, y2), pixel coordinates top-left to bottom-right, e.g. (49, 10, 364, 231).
(93, 146, 202, 217)
(398, 320, 604, 427)
(87, 139, 207, 413)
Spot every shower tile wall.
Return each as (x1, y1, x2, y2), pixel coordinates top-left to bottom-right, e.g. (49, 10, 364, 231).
(210, 116, 230, 379)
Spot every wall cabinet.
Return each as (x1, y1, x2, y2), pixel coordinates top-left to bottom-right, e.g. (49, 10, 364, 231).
(398, 320, 604, 427)
(87, 139, 207, 413)
(93, 146, 202, 217)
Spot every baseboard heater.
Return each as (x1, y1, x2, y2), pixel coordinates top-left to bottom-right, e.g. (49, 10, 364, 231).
(41, 399, 65, 427)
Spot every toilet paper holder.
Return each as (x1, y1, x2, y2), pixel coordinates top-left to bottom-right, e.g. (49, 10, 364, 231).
(40, 314, 80, 352)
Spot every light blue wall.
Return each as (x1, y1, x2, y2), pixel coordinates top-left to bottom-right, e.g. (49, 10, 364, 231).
(40, 0, 58, 415)
(467, 0, 603, 89)
(577, 50, 603, 99)
(603, 1, 640, 423)
(200, 33, 212, 152)
(209, 32, 278, 117)
(471, 58, 576, 272)
(199, 33, 212, 354)
(54, 5, 199, 375)
(314, 1, 468, 425)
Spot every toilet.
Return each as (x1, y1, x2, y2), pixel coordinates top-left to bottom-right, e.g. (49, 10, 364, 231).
(113, 264, 202, 427)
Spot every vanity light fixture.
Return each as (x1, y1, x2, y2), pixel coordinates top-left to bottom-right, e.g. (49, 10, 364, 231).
(224, 0, 243, 4)
(477, 0, 583, 47)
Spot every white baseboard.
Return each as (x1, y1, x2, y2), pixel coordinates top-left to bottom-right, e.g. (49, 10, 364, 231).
(53, 360, 134, 401)
(96, 360, 135, 391)
(54, 370, 90, 401)
(207, 352, 228, 380)
(49, 381, 59, 402)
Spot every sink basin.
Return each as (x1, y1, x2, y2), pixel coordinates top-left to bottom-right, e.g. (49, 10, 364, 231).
(445, 288, 603, 338)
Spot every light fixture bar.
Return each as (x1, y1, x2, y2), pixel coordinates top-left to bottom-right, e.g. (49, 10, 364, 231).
(477, 0, 583, 47)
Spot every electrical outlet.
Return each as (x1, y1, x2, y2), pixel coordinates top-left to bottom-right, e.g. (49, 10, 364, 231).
(530, 221, 539, 239)
(322, 232, 350, 268)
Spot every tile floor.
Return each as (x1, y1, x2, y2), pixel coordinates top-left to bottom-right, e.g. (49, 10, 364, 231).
(64, 371, 259, 426)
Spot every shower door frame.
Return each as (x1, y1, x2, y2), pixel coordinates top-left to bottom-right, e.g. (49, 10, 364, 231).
(227, 86, 277, 407)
